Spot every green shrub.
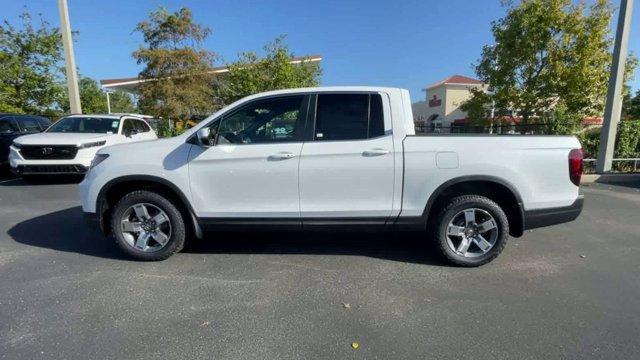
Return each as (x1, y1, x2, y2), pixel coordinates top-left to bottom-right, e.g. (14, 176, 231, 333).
(576, 121, 640, 159)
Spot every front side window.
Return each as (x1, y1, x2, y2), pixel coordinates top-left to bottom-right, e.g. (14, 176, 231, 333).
(48, 117, 120, 134)
(19, 117, 43, 132)
(122, 119, 136, 135)
(0, 118, 19, 134)
(314, 93, 385, 141)
(216, 96, 305, 145)
(135, 120, 151, 133)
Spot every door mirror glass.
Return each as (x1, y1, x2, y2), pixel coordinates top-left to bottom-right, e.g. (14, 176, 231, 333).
(197, 127, 212, 147)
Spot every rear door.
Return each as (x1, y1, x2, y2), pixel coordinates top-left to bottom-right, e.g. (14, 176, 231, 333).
(299, 93, 395, 221)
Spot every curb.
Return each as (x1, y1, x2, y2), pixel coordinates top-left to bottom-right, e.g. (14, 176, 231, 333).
(581, 173, 640, 185)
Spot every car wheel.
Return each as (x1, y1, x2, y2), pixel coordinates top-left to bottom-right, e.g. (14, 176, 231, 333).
(111, 190, 186, 261)
(433, 195, 509, 267)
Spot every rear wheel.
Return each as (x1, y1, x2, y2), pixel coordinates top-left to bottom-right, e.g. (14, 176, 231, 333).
(111, 190, 185, 261)
(432, 195, 509, 267)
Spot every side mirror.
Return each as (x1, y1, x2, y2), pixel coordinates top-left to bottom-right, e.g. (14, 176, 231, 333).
(197, 127, 212, 147)
(125, 129, 138, 137)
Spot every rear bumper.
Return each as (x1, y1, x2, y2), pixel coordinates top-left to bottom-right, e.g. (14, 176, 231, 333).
(523, 195, 584, 230)
(11, 164, 88, 175)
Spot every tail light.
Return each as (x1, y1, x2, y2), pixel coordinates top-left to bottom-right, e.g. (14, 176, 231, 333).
(568, 149, 583, 186)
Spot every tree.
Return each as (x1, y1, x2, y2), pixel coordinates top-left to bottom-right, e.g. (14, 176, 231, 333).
(60, 77, 106, 113)
(133, 7, 216, 120)
(0, 13, 64, 114)
(623, 90, 640, 120)
(216, 36, 322, 105)
(108, 90, 136, 113)
(459, 88, 492, 123)
(464, 0, 637, 125)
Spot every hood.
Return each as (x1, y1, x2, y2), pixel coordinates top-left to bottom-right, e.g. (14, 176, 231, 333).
(12, 132, 115, 146)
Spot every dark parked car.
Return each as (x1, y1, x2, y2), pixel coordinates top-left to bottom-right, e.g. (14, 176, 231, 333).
(0, 114, 51, 166)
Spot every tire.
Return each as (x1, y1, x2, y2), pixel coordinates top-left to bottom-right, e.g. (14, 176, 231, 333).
(110, 190, 186, 261)
(432, 195, 509, 267)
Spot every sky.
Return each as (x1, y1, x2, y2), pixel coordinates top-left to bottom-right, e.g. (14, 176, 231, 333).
(3, 0, 640, 102)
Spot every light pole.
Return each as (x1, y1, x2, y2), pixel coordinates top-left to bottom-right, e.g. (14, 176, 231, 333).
(596, 0, 634, 173)
(57, 0, 82, 114)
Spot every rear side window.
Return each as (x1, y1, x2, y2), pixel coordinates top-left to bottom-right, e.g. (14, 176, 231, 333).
(314, 93, 385, 141)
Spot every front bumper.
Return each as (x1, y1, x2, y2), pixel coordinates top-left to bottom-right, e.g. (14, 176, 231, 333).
(523, 195, 584, 230)
(9, 145, 95, 175)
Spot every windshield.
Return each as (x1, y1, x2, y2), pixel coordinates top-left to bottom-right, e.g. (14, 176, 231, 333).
(47, 117, 120, 134)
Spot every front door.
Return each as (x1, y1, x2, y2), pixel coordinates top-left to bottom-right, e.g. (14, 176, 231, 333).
(299, 93, 396, 220)
(188, 95, 309, 219)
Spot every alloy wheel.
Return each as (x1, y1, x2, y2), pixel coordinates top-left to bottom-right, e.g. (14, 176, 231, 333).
(120, 203, 172, 252)
(445, 208, 499, 258)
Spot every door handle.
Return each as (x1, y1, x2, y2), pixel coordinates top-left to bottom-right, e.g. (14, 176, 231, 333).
(268, 152, 297, 161)
(362, 149, 390, 157)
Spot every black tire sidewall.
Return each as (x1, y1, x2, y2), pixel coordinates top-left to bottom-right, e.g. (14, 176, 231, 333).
(435, 195, 509, 267)
(111, 190, 186, 261)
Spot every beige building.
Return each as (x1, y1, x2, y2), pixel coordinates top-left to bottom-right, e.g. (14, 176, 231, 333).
(415, 75, 487, 131)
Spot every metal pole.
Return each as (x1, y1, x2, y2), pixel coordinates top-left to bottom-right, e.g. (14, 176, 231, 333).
(106, 92, 111, 114)
(57, 0, 82, 114)
(597, 0, 634, 173)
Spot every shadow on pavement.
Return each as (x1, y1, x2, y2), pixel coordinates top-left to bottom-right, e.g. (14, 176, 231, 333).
(186, 231, 445, 266)
(9, 206, 445, 266)
(8, 206, 127, 260)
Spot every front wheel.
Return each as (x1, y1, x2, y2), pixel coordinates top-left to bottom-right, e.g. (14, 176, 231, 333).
(433, 195, 509, 267)
(111, 190, 186, 261)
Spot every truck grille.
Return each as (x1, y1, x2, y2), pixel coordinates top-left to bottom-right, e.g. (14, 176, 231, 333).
(19, 145, 78, 160)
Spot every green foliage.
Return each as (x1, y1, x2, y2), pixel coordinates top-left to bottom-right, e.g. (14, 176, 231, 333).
(459, 88, 491, 123)
(108, 90, 136, 113)
(133, 7, 216, 120)
(577, 121, 640, 159)
(623, 90, 640, 120)
(0, 13, 64, 114)
(216, 36, 322, 105)
(155, 119, 176, 138)
(466, 0, 638, 124)
(60, 77, 106, 113)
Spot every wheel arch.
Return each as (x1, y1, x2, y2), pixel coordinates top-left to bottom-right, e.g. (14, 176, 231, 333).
(96, 175, 203, 239)
(423, 175, 525, 237)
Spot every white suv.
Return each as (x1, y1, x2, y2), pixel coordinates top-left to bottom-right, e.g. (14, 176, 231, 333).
(10, 114, 157, 176)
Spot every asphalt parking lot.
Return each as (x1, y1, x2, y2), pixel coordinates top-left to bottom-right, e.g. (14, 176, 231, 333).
(0, 172, 639, 360)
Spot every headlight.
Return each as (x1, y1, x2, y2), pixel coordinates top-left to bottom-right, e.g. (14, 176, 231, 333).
(11, 142, 22, 149)
(89, 153, 109, 169)
(79, 140, 106, 149)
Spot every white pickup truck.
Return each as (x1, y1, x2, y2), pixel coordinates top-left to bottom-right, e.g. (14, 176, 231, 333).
(79, 87, 584, 266)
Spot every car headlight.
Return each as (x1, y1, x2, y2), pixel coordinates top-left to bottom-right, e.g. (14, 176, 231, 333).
(79, 140, 106, 149)
(89, 153, 109, 169)
(11, 142, 22, 149)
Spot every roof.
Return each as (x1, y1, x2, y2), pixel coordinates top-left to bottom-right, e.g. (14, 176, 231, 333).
(66, 113, 147, 119)
(100, 54, 323, 92)
(424, 75, 484, 91)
